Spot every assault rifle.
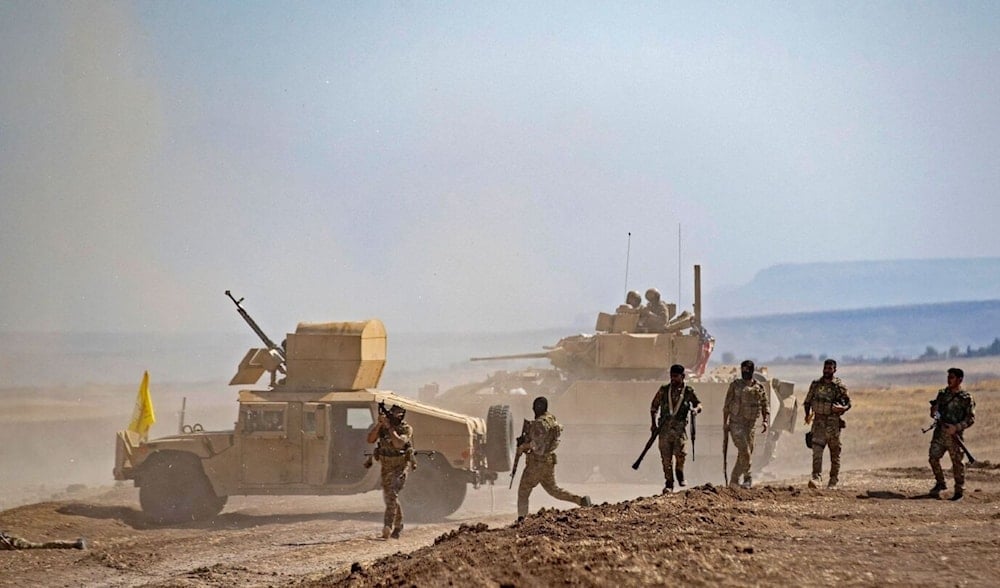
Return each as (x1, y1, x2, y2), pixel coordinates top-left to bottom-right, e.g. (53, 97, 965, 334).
(509, 419, 531, 489)
(923, 411, 976, 464)
(722, 424, 730, 485)
(689, 400, 697, 462)
(225, 290, 287, 370)
(632, 411, 669, 470)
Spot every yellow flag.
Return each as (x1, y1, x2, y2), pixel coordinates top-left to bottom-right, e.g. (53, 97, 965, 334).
(128, 371, 156, 439)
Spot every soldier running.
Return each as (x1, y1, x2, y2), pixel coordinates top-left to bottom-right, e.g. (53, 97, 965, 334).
(650, 364, 703, 493)
(803, 359, 851, 488)
(928, 367, 976, 501)
(1, 531, 86, 550)
(367, 403, 414, 539)
(723, 360, 770, 489)
(516, 396, 591, 521)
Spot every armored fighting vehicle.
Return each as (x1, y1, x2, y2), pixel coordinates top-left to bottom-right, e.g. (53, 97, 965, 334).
(424, 266, 798, 484)
(113, 293, 512, 524)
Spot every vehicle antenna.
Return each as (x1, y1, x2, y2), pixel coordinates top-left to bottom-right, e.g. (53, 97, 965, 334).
(624, 232, 632, 298)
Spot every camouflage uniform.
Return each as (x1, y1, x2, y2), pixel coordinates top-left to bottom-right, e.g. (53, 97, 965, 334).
(804, 377, 850, 486)
(723, 378, 770, 487)
(638, 301, 670, 333)
(517, 412, 588, 518)
(929, 388, 976, 494)
(375, 421, 414, 535)
(650, 383, 701, 490)
(0, 531, 85, 550)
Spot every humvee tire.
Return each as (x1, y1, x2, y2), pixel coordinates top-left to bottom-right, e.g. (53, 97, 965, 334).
(401, 453, 467, 521)
(138, 452, 227, 524)
(486, 405, 514, 472)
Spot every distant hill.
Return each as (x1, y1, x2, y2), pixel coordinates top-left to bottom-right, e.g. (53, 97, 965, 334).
(709, 258, 1000, 318)
(706, 299, 1000, 362)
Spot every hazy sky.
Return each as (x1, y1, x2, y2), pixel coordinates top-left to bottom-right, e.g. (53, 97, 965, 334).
(1, 2, 998, 335)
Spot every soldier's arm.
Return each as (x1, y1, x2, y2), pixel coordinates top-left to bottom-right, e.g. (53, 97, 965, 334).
(688, 388, 703, 414)
(838, 383, 852, 412)
(803, 382, 816, 416)
(723, 382, 736, 424)
(650, 389, 662, 429)
(959, 398, 976, 432)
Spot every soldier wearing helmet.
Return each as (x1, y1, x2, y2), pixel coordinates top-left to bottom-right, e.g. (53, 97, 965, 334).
(615, 290, 643, 320)
(638, 288, 671, 332)
(367, 403, 414, 539)
(722, 360, 770, 489)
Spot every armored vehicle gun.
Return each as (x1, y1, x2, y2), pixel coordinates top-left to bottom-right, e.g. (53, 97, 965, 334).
(425, 266, 798, 483)
(113, 293, 512, 524)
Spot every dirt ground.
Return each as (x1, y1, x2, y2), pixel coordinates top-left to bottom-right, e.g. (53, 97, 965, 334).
(3, 360, 1000, 587)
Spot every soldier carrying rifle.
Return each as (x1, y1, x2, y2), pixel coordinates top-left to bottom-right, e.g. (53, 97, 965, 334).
(927, 367, 976, 501)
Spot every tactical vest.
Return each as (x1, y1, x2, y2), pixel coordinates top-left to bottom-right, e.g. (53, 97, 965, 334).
(808, 378, 847, 416)
(933, 389, 973, 425)
(659, 385, 696, 422)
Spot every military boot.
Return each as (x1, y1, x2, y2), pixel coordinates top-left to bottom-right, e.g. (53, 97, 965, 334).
(381, 526, 392, 540)
(929, 481, 947, 498)
(676, 469, 686, 487)
(662, 482, 673, 494)
(950, 488, 964, 502)
(390, 525, 403, 539)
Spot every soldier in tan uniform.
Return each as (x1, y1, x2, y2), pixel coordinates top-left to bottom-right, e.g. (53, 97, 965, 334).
(803, 359, 851, 488)
(723, 360, 770, 489)
(1, 531, 86, 550)
(516, 396, 591, 521)
(650, 364, 703, 493)
(616, 290, 642, 313)
(638, 288, 671, 333)
(367, 404, 414, 539)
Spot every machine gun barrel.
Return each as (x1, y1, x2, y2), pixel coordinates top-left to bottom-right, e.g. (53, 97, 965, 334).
(225, 290, 286, 362)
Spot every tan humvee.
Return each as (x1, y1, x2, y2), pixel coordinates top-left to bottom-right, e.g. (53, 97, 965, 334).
(114, 302, 512, 524)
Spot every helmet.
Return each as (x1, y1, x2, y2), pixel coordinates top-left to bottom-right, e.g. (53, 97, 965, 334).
(626, 290, 641, 307)
(388, 404, 406, 420)
(645, 288, 660, 302)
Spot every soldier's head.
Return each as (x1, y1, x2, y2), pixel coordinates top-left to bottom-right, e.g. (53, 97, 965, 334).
(669, 364, 685, 385)
(822, 359, 837, 379)
(645, 288, 661, 303)
(532, 396, 549, 417)
(740, 360, 755, 380)
(388, 404, 406, 424)
(626, 290, 642, 308)
(947, 367, 964, 390)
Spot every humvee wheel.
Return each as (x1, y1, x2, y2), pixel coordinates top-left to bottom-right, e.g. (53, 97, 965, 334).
(401, 453, 467, 521)
(486, 405, 514, 472)
(139, 453, 226, 524)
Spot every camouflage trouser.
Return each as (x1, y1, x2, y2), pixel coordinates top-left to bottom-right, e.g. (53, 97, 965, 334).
(0, 535, 78, 550)
(380, 457, 409, 529)
(929, 429, 966, 490)
(517, 453, 585, 518)
(729, 420, 756, 484)
(658, 421, 687, 486)
(810, 415, 842, 483)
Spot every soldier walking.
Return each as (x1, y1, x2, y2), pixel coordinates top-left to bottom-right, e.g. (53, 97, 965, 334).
(516, 396, 591, 521)
(1, 531, 86, 550)
(367, 404, 414, 539)
(650, 364, 703, 493)
(723, 360, 770, 489)
(803, 359, 851, 488)
(928, 367, 976, 501)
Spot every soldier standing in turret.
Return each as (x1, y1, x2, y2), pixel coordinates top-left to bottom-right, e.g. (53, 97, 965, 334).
(650, 364, 703, 493)
(803, 359, 851, 488)
(723, 360, 770, 489)
(367, 404, 413, 539)
(516, 396, 591, 521)
(638, 288, 671, 332)
(928, 367, 976, 501)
